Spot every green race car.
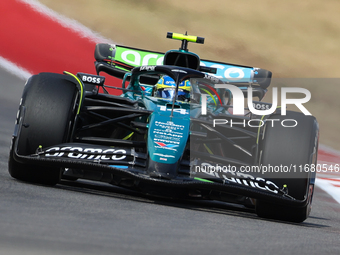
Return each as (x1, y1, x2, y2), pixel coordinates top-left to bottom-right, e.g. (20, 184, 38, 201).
(9, 32, 318, 223)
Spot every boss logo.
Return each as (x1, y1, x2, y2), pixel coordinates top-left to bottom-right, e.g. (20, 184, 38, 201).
(82, 75, 101, 84)
(77, 73, 105, 85)
(253, 103, 271, 110)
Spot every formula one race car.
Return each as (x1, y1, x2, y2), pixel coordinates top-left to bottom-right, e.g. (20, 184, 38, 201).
(9, 32, 319, 223)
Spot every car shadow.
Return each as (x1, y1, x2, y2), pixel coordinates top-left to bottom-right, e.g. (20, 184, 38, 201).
(56, 178, 330, 228)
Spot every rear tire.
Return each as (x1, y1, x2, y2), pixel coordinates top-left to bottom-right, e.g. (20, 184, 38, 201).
(255, 111, 319, 223)
(8, 73, 79, 186)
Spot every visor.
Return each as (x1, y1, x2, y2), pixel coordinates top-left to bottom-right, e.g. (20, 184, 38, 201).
(155, 88, 190, 101)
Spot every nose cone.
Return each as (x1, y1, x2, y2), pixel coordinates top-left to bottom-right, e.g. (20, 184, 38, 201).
(147, 110, 190, 180)
(147, 158, 178, 180)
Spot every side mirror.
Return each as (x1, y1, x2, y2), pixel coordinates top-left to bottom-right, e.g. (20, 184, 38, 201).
(253, 68, 272, 89)
(94, 43, 115, 62)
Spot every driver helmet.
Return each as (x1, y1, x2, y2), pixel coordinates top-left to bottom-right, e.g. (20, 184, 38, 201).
(154, 76, 190, 102)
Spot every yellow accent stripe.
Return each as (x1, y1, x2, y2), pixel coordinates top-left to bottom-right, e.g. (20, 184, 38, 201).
(256, 114, 266, 144)
(64, 71, 84, 115)
(123, 132, 134, 140)
(172, 33, 198, 42)
(204, 144, 213, 155)
(201, 88, 217, 106)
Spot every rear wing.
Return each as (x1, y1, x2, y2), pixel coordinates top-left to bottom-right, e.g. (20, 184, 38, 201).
(94, 44, 272, 89)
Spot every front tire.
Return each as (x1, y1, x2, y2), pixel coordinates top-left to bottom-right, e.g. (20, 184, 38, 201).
(255, 111, 319, 223)
(8, 73, 79, 185)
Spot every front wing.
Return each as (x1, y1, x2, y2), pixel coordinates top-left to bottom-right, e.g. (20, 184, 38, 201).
(12, 141, 310, 208)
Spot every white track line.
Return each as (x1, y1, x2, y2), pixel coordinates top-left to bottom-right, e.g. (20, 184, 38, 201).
(319, 144, 340, 158)
(19, 0, 112, 44)
(0, 56, 32, 80)
(1, 0, 113, 80)
(315, 178, 340, 204)
(315, 145, 340, 204)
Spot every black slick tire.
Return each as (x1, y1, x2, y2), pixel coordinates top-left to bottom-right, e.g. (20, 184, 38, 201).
(8, 73, 79, 186)
(255, 111, 319, 223)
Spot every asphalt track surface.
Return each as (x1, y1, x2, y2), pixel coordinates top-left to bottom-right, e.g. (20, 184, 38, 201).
(1, 68, 340, 255)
